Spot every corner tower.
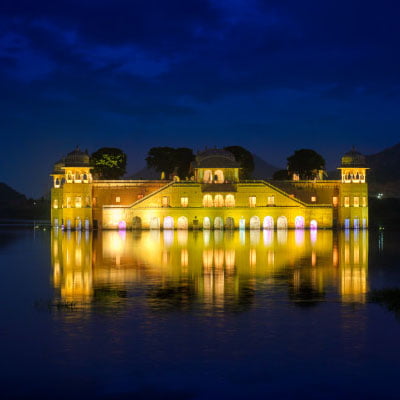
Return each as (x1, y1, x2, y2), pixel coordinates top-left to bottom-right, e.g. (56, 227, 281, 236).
(338, 149, 369, 229)
(50, 147, 93, 229)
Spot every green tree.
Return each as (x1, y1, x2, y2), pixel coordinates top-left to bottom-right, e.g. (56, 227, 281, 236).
(91, 148, 127, 179)
(174, 148, 195, 178)
(224, 146, 254, 179)
(287, 149, 325, 180)
(146, 147, 194, 179)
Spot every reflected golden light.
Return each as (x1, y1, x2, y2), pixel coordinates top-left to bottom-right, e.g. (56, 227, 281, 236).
(181, 249, 188, 267)
(225, 249, 235, 271)
(311, 251, 316, 267)
(50, 229, 369, 308)
(250, 230, 260, 246)
(263, 229, 273, 246)
(333, 246, 338, 267)
(295, 229, 305, 246)
(214, 249, 224, 269)
(277, 230, 287, 245)
(249, 248, 257, 267)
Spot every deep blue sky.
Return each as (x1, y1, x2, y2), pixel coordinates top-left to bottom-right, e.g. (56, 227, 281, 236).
(1, 0, 399, 197)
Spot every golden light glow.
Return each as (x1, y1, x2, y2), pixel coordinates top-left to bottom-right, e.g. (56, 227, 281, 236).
(50, 230, 368, 307)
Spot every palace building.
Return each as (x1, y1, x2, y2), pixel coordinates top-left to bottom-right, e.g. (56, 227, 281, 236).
(50, 147, 368, 230)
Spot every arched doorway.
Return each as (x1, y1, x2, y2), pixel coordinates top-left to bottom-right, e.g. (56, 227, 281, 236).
(76, 218, 82, 230)
(204, 170, 212, 183)
(225, 194, 235, 207)
(263, 216, 274, 230)
(310, 219, 318, 229)
(132, 216, 142, 230)
(277, 216, 288, 230)
(295, 216, 305, 229)
(163, 216, 174, 230)
(84, 219, 90, 230)
(214, 194, 224, 207)
(250, 216, 260, 230)
(214, 170, 224, 183)
(118, 220, 126, 230)
(203, 195, 213, 207)
(214, 217, 224, 230)
(177, 216, 188, 230)
(239, 218, 246, 230)
(353, 219, 359, 229)
(66, 219, 71, 230)
(150, 217, 160, 230)
(203, 217, 211, 230)
(225, 217, 234, 230)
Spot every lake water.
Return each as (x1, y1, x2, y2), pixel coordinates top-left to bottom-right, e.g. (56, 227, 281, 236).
(1, 228, 400, 399)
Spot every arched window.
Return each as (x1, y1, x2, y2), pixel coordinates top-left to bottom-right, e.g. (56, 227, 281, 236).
(150, 217, 160, 230)
(250, 216, 260, 230)
(225, 217, 234, 229)
(118, 220, 126, 230)
(214, 194, 224, 207)
(203, 195, 213, 207)
(225, 194, 235, 207)
(163, 216, 174, 230)
(277, 216, 288, 230)
(295, 216, 305, 229)
(214, 217, 224, 230)
(204, 170, 212, 183)
(214, 170, 224, 183)
(203, 217, 211, 230)
(177, 216, 188, 230)
(132, 216, 142, 230)
(310, 220, 318, 229)
(263, 216, 274, 230)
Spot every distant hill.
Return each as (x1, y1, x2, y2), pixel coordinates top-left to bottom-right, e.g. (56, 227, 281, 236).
(0, 183, 27, 207)
(366, 143, 400, 198)
(251, 154, 280, 179)
(0, 182, 49, 219)
(367, 143, 400, 183)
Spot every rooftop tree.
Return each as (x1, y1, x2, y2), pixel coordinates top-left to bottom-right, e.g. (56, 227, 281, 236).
(287, 149, 326, 180)
(224, 146, 254, 179)
(146, 147, 194, 179)
(91, 147, 127, 179)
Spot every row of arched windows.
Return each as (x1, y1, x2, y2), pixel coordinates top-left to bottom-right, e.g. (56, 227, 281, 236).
(54, 172, 92, 187)
(203, 194, 235, 207)
(342, 172, 366, 183)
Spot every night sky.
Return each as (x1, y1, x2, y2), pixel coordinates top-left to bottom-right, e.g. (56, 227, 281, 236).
(1, 0, 399, 198)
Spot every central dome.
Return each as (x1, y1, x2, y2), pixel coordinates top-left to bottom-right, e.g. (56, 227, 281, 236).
(341, 149, 367, 167)
(194, 148, 240, 168)
(64, 147, 90, 167)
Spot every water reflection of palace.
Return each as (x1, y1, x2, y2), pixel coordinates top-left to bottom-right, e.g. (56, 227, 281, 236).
(50, 229, 368, 309)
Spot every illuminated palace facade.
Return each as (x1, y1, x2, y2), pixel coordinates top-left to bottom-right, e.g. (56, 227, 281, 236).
(50, 148, 369, 230)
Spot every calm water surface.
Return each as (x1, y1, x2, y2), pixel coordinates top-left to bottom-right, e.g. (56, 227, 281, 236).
(1, 228, 400, 399)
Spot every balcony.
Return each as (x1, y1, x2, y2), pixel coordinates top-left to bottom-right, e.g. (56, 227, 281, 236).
(201, 183, 237, 192)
